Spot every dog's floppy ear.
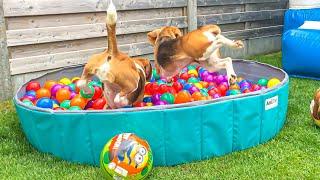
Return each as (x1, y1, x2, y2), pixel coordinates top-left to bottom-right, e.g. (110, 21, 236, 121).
(147, 29, 161, 45)
(171, 27, 183, 38)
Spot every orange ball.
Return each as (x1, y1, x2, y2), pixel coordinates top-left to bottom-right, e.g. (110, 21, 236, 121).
(199, 81, 209, 89)
(36, 88, 51, 99)
(174, 90, 192, 104)
(192, 92, 204, 101)
(44, 80, 57, 91)
(56, 88, 71, 103)
(70, 96, 87, 109)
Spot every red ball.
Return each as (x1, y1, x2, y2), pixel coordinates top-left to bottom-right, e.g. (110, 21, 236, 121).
(208, 82, 217, 87)
(180, 72, 190, 81)
(92, 98, 107, 110)
(243, 89, 251, 93)
(26, 81, 41, 92)
(134, 102, 146, 107)
(92, 86, 103, 100)
(144, 83, 153, 95)
(218, 84, 228, 95)
(167, 86, 177, 94)
(208, 89, 217, 97)
(172, 82, 183, 92)
(149, 83, 159, 95)
(158, 84, 169, 94)
(171, 76, 179, 82)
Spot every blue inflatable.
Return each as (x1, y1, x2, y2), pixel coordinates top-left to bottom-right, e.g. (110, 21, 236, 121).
(282, 8, 320, 79)
(14, 60, 289, 166)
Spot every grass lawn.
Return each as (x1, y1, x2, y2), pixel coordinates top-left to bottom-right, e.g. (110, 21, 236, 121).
(1, 52, 320, 179)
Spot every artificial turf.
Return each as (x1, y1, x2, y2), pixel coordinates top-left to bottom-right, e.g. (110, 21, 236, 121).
(1, 52, 320, 179)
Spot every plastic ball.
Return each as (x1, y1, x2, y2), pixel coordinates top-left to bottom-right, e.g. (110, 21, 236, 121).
(200, 89, 209, 97)
(156, 79, 166, 85)
(84, 100, 95, 110)
(44, 80, 57, 91)
(70, 92, 77, 99)
(21, 95, 36, 102)
(60, 100, 71, 109)
(146, 102, 153, 107)
(175, 90, 192, 104)
(187, 65, 196, 70)
(26, 81, 41, 92)
(158, 84, 169, 94)
(22, 99, 34, 106)
(218, 84, 228, 95)
(212, 93, 221, 99)
(92, 98, 107, 110)
(194, 83, 203, 89)
(192, 92, 205, 101)
(51, 84, 63, 97)
(25, 90, 36, 97)
(151, 94, 161, 104)
(56, 88, 71, 103)
(229, 84, 240, 90)
(143, 96, 152, 103)
(92, 86, 103, 100)
(53, 104, 60, 109)
(152, 69, 160, 80)
(69, 106, 82, 111)
(257, 78, 268, 87)
(180, 72, 190, 81)
(242, 89, 251, 93)
(188, 69, 198, 77)
(134, 102, 146, 107)
(226, 90, 241, 96)
(251, 84, 261, 91)
(160, 93, 175, 104)
(53, 107, 66, 111)
(177, 79, 186, 85)
(36, 88, 51, 99)
(188, 77, 199, 84)
(59, 77, 72, 85)
(70, 96, 87, 109)
(71, 77, 80, 83)
(172, 82, 183, 92)
(189, 86, 200, 95)
(36, 98, 53, 109)
(199, 81, 209, 89)
(155, 100, 168, 106)
(203, 74, 214, 82)
(68, 83, 76, 92)
(88, 81, 103, 88)
(100, 133, 153, 179)
(267, 78, 281, 88)
(237, 77, 244, 83)
(80, 84, 95, 99)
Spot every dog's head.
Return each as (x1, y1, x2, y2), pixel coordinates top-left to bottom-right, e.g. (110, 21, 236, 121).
(147, 26, 182, 46)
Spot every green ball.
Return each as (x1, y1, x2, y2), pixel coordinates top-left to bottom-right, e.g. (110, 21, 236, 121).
(257, 78, 268, 87)
(88, 81, 103, 88)
(161, 93, 175, 104)
(23, 99, 34, 106)
(229, 90, 241, 95)
(60, 100, 71, 109)
(80, 84, 95, 99)
(187, 65, 196, 70)
(69, 106, 82, 110)
(68, 83, 76, 92)
(200, 89, 209, 97)
(152, 69, 160, 80)
(188, 77, 199, 83)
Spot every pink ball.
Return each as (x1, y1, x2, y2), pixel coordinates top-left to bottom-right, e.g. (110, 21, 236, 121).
(220, 82, 229, 89)
(204, 74, 214, 82)
(22, 95, 36, 102)
(212, 94, 221, 99)
(215, 75, 224, 84)
(51, 84, 63, 97)
(70, 91, 77, 99)
(189, 86, 200, 94)
(155, 100, 168, 106)
(85, 100, 94, 109)
(200, 71, 210, 80)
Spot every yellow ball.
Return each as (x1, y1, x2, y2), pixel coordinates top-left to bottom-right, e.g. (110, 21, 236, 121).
(71, 77, 80, 82)
(59, 77, 72, 85)
(194, 83, 203, 89)
(267, 78, 281, 88)
(53, 104, 59, 108)
(146, 102, 153, 107)
(188, 69, 198, 77)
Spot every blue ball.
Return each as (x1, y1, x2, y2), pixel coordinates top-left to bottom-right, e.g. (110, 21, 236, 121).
(143, 96, 152, 103)
(26, 90, 36, 97)
(198, 68, 205, 74)
(52, 99, 59, 105)
(36, 98, 53, 109)
(178, 79, 186, 85)
(150, 77, 155, 82)
(157, 79, 166, 85)
(183, 83, 193, 90)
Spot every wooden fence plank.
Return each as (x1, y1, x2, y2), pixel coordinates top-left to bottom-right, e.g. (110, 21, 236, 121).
(245, 17, 283, 29)
(187, 0, 198, 31)
(6, 16, 187, 47)
(197, 4, 245, 15)
(0, 0, 12, 100)
(3, 0, 187, 17)
(7, 8, 183, 30)
(197, 9, 285, 26)
(198, 0, 288, 6)
(246, 2, 288, 11)
(10, 42, 153, 75)
(224, 25, 283, 39)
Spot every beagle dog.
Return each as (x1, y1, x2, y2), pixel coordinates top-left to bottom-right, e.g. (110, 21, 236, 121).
(77, 0, 152, 109)
(147, 25, 244, 84)
(310, 88, 320, 120)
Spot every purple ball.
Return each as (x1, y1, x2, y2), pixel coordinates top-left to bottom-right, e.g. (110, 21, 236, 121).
(215, 75, 224, 84)
(62, 85, 73, 92)
(151, 93, 161, 104)
(204, 74, 214, 82)
(212, 94, 221, 99)
(85, 100, 94, 110)
(240, 82, 251, 88)
(51, 84, 63, 97)
(210, 72, 218, 76)
(222, 75, 228, 82)
(220, 82, 229, 88)
(70, 91, 77, 99)
(260, 86, 267, 90)
(200, 71, 210, 80)
(189, 86, 200, 94)
(155, 100, 168, 106)
(23, 95, 36, 102)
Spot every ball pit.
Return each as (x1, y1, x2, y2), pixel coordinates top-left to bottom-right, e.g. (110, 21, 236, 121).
(14, 60, 289, 167)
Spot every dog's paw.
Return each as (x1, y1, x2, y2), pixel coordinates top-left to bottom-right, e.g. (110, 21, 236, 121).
(234, 40, 244, 49)
(229, 74, 237, 85)
(114, 93, 129, 108)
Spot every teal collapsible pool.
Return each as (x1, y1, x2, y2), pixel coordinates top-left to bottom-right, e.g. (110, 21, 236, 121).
(14, 60, 289, 166)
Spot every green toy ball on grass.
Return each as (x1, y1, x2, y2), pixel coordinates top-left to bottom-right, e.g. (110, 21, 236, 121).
(100, 133, 153, 180)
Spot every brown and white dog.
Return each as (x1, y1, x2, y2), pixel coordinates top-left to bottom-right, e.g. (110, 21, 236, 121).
(147, 25, 244, 84)
(310, 88, 320, 121)
(77, 0, 152, 109)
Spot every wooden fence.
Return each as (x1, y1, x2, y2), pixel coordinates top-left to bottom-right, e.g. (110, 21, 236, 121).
(0, 0, 288, 100)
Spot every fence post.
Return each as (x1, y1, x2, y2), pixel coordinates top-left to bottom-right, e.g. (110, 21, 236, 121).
(0, 0, 13, 101)
(187, 0, 197, 32)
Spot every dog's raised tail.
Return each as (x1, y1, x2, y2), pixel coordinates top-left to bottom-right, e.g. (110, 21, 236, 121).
(106, 0, 118, 55)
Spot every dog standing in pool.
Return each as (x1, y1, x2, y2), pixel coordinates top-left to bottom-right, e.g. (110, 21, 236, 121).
(77, 0, 152, 109)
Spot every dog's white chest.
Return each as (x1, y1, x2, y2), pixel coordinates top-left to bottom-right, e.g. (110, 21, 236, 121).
(96, 61, 111, 81)
(199, 31, 219, 61)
